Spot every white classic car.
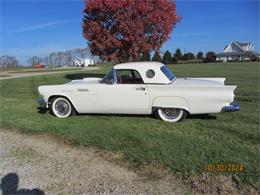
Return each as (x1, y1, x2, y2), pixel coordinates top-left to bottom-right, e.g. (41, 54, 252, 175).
(38, 62, 239, 122)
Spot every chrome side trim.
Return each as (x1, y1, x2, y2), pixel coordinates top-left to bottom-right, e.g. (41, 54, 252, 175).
(77, 88, 90, 92)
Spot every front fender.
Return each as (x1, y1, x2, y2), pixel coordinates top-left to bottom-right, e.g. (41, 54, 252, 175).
(152, 96, 190, 112)
(46, 94, 77, 111)
(38, 85, 77, 110)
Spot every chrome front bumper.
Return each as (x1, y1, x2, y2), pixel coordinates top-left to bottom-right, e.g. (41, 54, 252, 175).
(37, 98, 48, 112)
(222, 103, 240, 112)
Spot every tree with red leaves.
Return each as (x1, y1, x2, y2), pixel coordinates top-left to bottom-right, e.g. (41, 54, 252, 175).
(83, 0, 181, 62)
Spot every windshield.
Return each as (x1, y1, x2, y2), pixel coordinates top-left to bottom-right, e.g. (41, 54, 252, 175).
(100, 69, 114, 84)
(160, 66, 176, 81)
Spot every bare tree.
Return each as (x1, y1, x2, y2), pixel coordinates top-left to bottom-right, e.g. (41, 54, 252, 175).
(43, 56, 49, 66)
(0, 55, 19, 68)
(64, 50, 73, 66)
(42, 47, 96, 67)
(27, 56, 43, 66)
(49, 52, 56, 67)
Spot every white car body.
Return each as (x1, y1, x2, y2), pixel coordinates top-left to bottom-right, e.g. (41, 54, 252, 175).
(38, 62, 239, 120)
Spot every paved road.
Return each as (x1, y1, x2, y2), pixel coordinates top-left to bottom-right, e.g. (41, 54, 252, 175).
(0, 67, 100, 80)
(0, 130, 189, 194)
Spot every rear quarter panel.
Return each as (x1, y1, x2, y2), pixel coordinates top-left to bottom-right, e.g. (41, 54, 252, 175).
(147, 85, 236, 114)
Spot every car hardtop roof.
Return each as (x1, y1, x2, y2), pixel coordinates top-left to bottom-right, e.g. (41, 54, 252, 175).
(113, 61, 164, 70)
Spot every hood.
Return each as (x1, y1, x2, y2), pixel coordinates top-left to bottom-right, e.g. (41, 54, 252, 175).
(38, 77, 102, 96)
(173, 77, 225, 87)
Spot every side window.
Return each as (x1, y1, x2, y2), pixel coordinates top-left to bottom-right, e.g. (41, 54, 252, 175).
(160, 66, 175, 81)
(146, 69, 155, 78)
(116, 69, 144, 84)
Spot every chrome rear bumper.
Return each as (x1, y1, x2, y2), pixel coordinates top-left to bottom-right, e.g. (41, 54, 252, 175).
(222, 103, 240, 111)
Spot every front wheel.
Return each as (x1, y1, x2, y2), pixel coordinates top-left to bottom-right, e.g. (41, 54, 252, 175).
(50, 97, 75, 118)
(156, 108, 187, 122)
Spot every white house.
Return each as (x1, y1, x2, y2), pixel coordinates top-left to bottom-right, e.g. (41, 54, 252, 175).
(216, 41, 259, 62)
(74, 58, 94, 67)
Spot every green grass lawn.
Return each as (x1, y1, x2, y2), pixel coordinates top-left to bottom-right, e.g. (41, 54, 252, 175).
(0, 62, 259, 188)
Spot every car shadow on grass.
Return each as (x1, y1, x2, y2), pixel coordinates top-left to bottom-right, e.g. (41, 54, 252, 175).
(76, 113, 216, 121)
(0, 173, 45, 195)
(65, 73, 105, 80)
(37, 108, 216, 121)
(78, 113, 158, 120)
(187, 114, 216, 120)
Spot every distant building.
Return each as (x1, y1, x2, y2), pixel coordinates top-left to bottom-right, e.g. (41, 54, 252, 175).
(216, 41, 259, 62)
(33, 64, 45, 69)
(74, 58, 95, 67)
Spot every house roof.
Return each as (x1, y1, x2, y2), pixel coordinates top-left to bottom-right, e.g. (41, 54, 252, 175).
(234, 41, 251, 47)
(223, 41, 254, 53)
(232, 42, 245, 52)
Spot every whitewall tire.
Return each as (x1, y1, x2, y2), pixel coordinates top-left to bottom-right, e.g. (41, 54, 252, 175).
(50, 97, 75, 118)
(156, 108, 187, 122)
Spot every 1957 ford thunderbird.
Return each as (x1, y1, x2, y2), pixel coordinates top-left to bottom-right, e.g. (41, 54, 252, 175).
(38, 62, 239, 122)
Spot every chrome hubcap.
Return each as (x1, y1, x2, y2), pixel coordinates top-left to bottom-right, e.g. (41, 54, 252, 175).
(55, 100, 70, 116)
(161, 108, 181, 119)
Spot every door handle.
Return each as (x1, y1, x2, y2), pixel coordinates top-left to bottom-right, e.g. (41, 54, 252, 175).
(136, 87, 146, 91)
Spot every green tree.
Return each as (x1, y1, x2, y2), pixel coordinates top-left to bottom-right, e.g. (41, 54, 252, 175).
(196, 51, 204, 60)
(163, 50, 172, 64)
(205, 51, 216, 62)
(152, 52, 162, 62)
(183, 52, 195, 61)
(140, 51, 151, 61)
(172, 56, 177, 63)
(174, 48, 182, 61)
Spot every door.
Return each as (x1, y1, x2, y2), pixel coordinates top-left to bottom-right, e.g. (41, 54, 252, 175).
(98, 69, 151, 114)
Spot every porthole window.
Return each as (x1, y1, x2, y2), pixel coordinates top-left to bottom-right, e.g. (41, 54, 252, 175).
(146, 69, 155, 78)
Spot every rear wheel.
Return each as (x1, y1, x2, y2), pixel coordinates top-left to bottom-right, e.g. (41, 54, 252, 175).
(50, 97, 75, 118)
(156, 108, 187, 122)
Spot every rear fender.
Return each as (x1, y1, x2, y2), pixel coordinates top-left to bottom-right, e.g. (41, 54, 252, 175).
(189, 78, 226, 85)
(152, 96, 190, 112)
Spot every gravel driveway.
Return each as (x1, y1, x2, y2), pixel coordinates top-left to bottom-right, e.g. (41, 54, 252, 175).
(0, 130, 190, 194)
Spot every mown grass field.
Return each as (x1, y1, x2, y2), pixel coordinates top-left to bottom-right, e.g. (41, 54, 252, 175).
(0, 62, 259, 188)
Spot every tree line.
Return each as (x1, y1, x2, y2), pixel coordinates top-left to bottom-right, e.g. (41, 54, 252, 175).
(0, 48, 217, 68)
(0, 48, 94, 68)
(141, 49, 217, 64)
(27, 48, 93, 67)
